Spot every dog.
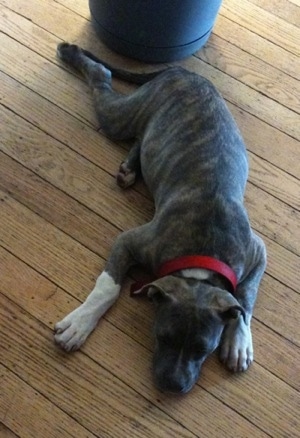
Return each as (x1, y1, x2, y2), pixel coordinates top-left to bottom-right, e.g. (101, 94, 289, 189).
(54, 43, 267, 394)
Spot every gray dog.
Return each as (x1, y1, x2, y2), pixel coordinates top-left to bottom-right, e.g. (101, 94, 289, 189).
(54, 43, 267, 394)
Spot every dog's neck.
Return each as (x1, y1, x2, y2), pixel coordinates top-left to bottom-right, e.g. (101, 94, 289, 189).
(131, 259, 237, 296)
(157, 256, 237, 293)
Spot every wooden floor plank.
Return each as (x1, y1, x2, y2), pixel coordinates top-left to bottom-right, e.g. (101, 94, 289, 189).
(0, 366, 97, 438)
(0, 189, 105, 296)
(256, 275, 300, 345)
(248, 0, 300, 26)
(221, 0, 300, 56)
(0, 34, 97, 128)
(0, 423, 20, 438)
(197, 34, 300, 114)
(244, 184, 300, 256)
(49, 0, 91, 19)
(203, 361, 299, 438)
(288, 0, 300, 6)
(0, 0, 148, 72)
(0, 69, 147, 196)
(0, 151, 118, 256)
(0, 105, 152, 231)
(248, 154, 299, 211)
(260, 234, 300, 294)
(214, 14, 300, 80)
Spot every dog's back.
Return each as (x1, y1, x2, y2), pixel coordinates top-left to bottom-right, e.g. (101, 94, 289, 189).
(135, 68, 248, 207)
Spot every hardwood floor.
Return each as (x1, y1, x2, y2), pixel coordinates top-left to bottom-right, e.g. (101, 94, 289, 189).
(0, 0, 299, 436)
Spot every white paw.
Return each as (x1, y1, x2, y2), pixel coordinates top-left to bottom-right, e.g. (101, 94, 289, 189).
(54, 272, 120, 352)
(54, 306, 98, 352)
(219, 317, 253, 372)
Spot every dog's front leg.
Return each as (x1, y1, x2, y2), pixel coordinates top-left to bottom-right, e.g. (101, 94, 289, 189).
(219, 312, 254, 372)
(54, 231, 136, 352)
(54, 271, 120, 352)
(219, 234, 267, 372)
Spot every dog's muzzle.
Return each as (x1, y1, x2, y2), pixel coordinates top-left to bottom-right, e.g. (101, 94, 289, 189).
(153, 351, 204, 394)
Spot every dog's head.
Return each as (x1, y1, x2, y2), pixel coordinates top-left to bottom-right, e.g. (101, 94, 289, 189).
(139, 275, 245, 394)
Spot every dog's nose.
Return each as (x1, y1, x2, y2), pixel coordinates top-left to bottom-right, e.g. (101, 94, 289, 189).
(157, 376, 187, 394)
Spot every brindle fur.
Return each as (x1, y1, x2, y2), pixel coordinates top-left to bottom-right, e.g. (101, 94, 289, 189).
(54, 43, 266, 394)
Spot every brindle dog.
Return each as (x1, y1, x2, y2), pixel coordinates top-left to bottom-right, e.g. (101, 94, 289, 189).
(54, 43, 266, 394)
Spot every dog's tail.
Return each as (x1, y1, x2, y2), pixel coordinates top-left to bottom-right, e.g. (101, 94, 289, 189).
(81, 48, 168, 85)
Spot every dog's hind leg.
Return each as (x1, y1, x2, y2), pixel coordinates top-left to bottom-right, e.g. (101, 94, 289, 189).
(117, 141, 141, 188)
(57, 43, 151, 140)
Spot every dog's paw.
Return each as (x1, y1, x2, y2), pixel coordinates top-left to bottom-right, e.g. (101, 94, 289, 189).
(57, 42, 81, 64)
(219, 317, 253, 372)
(116, 162, 136, 188)
(54, 306, 98, 352)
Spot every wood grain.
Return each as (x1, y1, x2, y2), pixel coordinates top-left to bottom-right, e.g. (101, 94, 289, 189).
(0, 423, 20, 438)
(0, 366, 97, 438)
(221, 0, 300, 56)
(197, 35, 300, 114)
(214, 14, 300, 80)
(248, 0, 300, 26)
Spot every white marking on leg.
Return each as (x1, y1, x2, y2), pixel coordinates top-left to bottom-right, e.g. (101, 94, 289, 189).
(54, 272, 120, 352)
(219, 315, 253, 372)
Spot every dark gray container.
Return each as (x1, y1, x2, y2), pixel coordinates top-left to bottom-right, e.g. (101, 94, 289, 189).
(89, 0, 222, 62)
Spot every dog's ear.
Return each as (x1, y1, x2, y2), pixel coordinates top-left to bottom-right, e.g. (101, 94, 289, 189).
(212, 291, 246, 322)
(132, 276, 180, 304)
(219, 305, 246, 322)
(147, 285, 175, 304)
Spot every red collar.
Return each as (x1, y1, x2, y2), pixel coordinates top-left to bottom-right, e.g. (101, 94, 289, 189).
(131, 255, 237, 295)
